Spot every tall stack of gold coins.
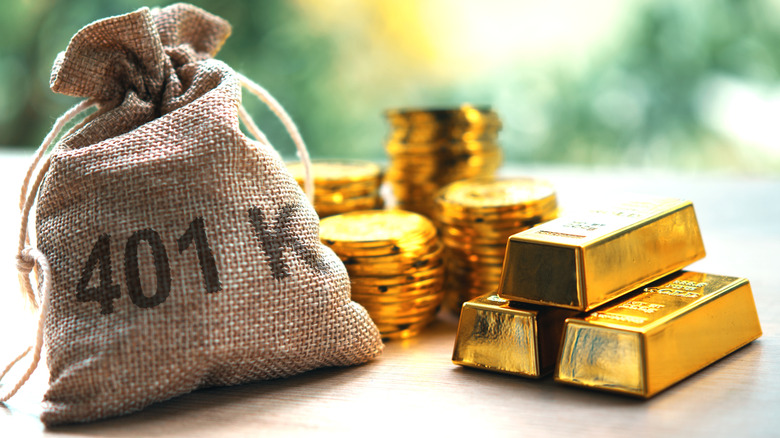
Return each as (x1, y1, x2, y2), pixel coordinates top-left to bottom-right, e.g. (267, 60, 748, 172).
(434, 177, 558, 313)
(319, 210, 445, 339)
(287, 160, 384, 218)
(383, 105, 503, 218)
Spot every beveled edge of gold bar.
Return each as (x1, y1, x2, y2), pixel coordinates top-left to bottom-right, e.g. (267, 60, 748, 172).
(554, 271, 762, 398)
(452, 294, 545, 378)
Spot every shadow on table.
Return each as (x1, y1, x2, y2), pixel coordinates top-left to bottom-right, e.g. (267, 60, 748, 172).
(43, 364, 361, 436)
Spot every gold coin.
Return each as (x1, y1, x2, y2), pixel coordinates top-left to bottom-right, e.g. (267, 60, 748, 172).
(375, 317, 437, 340)
(348, 263, 445, 288)
(287, 159, 383, 186)
(386, 155, 503, 183)
(388, 182, 443, 196)
(320, 201, 385, 218)
(386, 154, 502, 174)
(385, 104, 500, 127)
(387, 117, 501, 130)
(445, 264, 503, 279)
(350, 276, 444, 297)
(352, 288, 444, 307)
(386, 114, 501, 131)
(359, 294, 444, 317)
(435, 210, 558, 230)
(344, 254, 443, 277)
(320, 209, 435, 245)
(304, 177, 381, 192)
(445, 268, 504, 284)
(445, 263, 504, 278)
(445, 254, 506, 268)
(317, 194, 381, 208)
(437, 223, 529, 244)
(385, 139, 501, 156)
(388, 125, 500, 143)
(351, 287, 441, 305)
(310, 183, 380, 199)
(389, 168, 497, 196)
(374, 316, 436, 333)
(340, 239, 442, 265)
(443, 242, 507, 259)
(444, 262, 505, 277)
(392, 203, 437, 219)
(444, 272, 503, 287)
(435, 206, 557, 227)
(330, 237, 431, 258)
(367, 310, 441, 326)
(436, 177, 557, 218)
(370, 307, 441, 325)
(342, 242, 444, 277)
(320, 209, 437, 253)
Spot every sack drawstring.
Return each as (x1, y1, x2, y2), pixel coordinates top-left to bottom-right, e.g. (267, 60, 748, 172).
(237, 73, 314, 204)
(1, 99, 94, 403)
(237, 105, 271, 148)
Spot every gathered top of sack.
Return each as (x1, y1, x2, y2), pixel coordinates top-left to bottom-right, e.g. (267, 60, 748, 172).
(50, 4, 234, 149)
(1, 3, 383, 426)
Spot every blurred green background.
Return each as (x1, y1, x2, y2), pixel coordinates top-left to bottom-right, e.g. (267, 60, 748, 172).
(1, 0, 779, 174)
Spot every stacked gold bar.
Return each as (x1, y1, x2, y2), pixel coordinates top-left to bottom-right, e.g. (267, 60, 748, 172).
(453, 194, 762, 396)
(319, 210, 445, 340)
(498, 195, 706, 311)
(384, 105, 503, 218)
(434, 177, 558, 314)
(287, 160, 383, 218)
(555, 270, 762, 397)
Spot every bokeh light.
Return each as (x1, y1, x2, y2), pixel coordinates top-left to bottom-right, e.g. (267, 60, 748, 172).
(1, 0, 778, 174)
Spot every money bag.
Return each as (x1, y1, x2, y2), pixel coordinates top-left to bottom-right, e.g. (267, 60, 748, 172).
(3, 3, 383, 426)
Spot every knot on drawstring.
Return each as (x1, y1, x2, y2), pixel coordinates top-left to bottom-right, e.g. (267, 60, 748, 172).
(16, 248, 36, 275)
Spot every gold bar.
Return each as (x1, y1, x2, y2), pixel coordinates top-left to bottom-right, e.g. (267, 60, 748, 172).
(555, 271, 762, 397)
(452, 293, 579, 377)
(498, 195, 705, 311)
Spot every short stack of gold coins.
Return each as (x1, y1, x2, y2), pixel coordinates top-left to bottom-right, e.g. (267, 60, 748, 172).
(384, 105, 503, 218)
(287, 160, 383, 218)
(319, 210, 445, 340)
(452, 194, 763, 398)
(434, 177, 559, 314)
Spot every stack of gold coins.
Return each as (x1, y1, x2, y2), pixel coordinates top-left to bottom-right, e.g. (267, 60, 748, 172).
(434, 177, 558, 313)
(384, 105, 502, 218)
(319, 210, 445, 339)
(287, 160, 384, 218)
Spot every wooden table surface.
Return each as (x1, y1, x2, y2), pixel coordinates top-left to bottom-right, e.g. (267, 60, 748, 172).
(0, 151, 778, 437)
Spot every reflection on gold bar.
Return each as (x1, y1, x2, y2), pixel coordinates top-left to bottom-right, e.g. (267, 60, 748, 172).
(555, 271, 762, 398)
(498, 195, 705, 311)
(452, 293, 579, 378)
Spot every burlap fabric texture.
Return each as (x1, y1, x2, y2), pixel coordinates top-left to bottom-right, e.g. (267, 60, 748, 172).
(15, 3, 383, 426)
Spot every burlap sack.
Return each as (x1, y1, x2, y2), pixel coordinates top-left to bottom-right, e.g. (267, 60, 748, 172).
(11, 3, 382, 426)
